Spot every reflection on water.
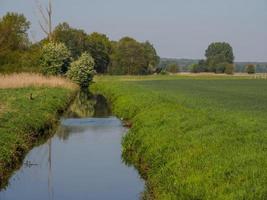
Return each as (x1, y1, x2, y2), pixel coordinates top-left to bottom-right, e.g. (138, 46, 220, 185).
(66, 91, 111, 118)
(0, 92, 144, 200)
(66, 91, 95, 118)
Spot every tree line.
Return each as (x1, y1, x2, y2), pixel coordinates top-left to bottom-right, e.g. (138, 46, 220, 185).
(1, 12, 260, 76)
(0, 12, 159, 75)
(161, 42, 260, 75)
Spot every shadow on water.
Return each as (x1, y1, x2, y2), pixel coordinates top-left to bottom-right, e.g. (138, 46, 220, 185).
(0, 90, 144, 200)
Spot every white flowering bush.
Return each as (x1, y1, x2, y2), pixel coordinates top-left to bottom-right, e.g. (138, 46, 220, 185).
(40, 42, 71, 75)
(67, 52, 95, 88)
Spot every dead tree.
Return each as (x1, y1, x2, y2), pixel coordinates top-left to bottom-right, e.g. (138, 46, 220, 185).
(36, 0, 53, 41)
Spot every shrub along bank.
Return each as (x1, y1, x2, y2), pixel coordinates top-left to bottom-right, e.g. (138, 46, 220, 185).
(0, 86, 77, 187)
(91, 76, 267, 200)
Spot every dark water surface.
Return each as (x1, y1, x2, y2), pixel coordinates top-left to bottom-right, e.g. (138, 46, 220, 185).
(0, 94, 144, 200)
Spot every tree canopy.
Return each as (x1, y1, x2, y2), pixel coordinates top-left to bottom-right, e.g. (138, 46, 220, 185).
(40, 42, 71, 75)
(0, 12, 30, 54)
(109, 37, 159, 75)
(52, 22, 88, 58)
(0, 12, 159, 75)
(185, 42, 236, 74)
(0, 12, 33, 73)
(205, 42, 234, 71)
(143, 41, 160, 72)
(53, 25, 112, 73)
(246, 64, 256, 74)
(109, 37, 146, 75)
(67, 52, 95, 88)
(86, 32, 111, 73)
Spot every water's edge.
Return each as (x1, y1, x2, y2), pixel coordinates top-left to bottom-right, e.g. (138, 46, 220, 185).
(0, 92, 144, 200)
(0, 90, 77, 189)
(91, 89, 154, 199)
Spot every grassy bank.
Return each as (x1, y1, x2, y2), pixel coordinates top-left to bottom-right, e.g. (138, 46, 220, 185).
(91, 75, 267, 200)
(0, 73, 77, 187)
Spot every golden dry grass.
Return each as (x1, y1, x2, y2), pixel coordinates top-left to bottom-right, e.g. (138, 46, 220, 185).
(0, 73, 78, 90)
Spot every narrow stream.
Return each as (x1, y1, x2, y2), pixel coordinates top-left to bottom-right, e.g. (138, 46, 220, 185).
(0, 93, 144, 200)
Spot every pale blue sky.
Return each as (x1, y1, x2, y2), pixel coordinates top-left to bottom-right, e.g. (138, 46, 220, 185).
(1, 0, 267, 61)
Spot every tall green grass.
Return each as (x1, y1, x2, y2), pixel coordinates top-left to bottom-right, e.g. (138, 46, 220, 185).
(91, 76, 267, 200)
(0, 87, 76, 186)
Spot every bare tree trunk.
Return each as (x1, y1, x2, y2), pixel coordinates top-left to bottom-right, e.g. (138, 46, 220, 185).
(48, 0, 52, 41)
(36, 0, 53, 41)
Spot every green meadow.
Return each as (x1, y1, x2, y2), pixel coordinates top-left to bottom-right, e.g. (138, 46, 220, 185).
(92, 75, 267, 200)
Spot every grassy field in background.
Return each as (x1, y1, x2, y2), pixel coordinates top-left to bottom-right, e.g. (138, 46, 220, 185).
(0, 74, 77, 187)
(92, 75, 267, 200)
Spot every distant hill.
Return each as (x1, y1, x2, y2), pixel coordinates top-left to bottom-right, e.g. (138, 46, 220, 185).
(159, 58, 267, 73)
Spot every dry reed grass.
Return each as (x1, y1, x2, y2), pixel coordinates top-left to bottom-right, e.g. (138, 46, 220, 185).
(0, 73, 77, 90)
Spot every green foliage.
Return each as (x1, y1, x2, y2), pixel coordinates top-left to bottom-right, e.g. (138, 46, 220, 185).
(143, 41, 160, 72)
(159, 58, 199, 72)
(0, 46, 42, 74)
(52, 22, 160, 75)
(67, 52, 95, 88)
(0, 87, 76, 186)
(225, 63, 235, 75)
(188, 60, 208, 73)
(214, 62, 235, 74)
(189, 63, 201, 73)
(52, 23, 112, 74)
(109, 37, 159, 75)
(40, 42, 71, 76)
(197, 42, 236, 74)
(52, 22, 88, 58)
(189, 63, 197, 73)
(0, 12, 159, 75)
(0, 12, 30, 53)
(205, 42, 234, 69)
(234, 63, 267, 73)
(0, 51, 23, 73)
(86, 32, 111, 73)
(91, 76, 267, 200)
(214, 62, 226, 73)
(159, 70, 169, 75)
(246, 64, 256, 74)
(166, 63, 180, 73)
(109, 37, 146, 75)
(0, 12, 37, 73)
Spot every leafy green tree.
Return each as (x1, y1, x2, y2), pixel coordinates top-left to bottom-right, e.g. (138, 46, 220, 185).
(214, 62, 226, 73)
(166, 63, 180, 73)
(189, 63, 207, 73)
(52, 22, 88, 58)
(225, 63, 235, 75)
(86, 32, 111, 73)
(246, 64, 256, 74)
(0, 12, 30, 53)
(198, 59, 206, 66)
(189, 63, 200, 73)
(40, 42, 71, 75)
(205, 42, 234, 71)
(67, 52, 95, 88)
(143, 41, 160, 72)
(17, 44, 42, 72)
(109, 37, 149, 75)
(0, 12, 34, 73)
